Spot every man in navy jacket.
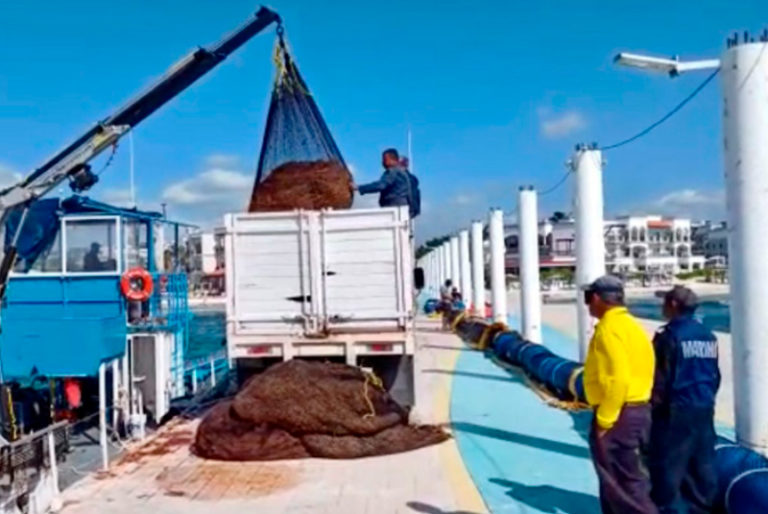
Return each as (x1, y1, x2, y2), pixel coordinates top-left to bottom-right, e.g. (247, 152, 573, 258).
(649, 285, 721, 514)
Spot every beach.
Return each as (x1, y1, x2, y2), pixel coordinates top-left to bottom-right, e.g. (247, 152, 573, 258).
(509, 282, 734, 427)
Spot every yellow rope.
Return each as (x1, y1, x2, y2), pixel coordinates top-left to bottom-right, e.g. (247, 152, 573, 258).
(568, 367, 584, 399)
(450, 311, 467, 333)
(6, 388, 17, 441)
(477, 322, 507, 350)
(362, 371, 384, 419)
(490, 355, 589, 412)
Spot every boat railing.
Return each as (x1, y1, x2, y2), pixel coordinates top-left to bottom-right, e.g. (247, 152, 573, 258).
(0, 421, 69, 510)
(182, 349, 229, 395)
(127, 272, 189, 334)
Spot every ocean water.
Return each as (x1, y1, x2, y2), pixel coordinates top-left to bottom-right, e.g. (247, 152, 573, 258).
(627, 296, 731, 333)
(187, 308, 226, 360)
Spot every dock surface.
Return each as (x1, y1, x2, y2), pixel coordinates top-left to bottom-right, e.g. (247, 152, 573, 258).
(59, 319, 487, 514)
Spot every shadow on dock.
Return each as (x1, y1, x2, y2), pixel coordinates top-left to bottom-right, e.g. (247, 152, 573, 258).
(489, 478, 599, 514)
(422, 368, 525, 385)
(450, 421, 590, 460)
(406, 500, 483, 514)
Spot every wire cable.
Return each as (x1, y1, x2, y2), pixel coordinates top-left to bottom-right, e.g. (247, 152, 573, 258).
(538, 170, 572, 196)
(601, 68, 720, 151)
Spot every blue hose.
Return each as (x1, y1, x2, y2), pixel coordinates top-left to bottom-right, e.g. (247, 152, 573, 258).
(449, 311, 768, 513)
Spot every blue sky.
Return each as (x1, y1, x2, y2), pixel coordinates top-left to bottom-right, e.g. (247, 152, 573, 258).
(1, 1, 766, 242)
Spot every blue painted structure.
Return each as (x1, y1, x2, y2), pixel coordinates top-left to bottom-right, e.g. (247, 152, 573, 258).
(1, 196, 190, 383)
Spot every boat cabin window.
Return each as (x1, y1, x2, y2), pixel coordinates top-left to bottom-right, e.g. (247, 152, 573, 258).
(123, 220, 148, 270)
(65, 218, 118, 273)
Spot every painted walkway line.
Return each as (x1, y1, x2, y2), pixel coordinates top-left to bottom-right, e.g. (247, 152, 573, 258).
(450, 319, 599, 514)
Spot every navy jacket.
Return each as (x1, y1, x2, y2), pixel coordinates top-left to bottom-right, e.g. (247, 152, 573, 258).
(652, 314, 721, 410)
(358, 167, 411, 209)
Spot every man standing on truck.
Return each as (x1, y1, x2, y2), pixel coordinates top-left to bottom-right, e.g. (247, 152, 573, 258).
(354, 149, 420, 218)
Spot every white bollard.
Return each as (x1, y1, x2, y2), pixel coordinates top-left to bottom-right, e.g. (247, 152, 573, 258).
(436, 245, 445, 289)
(459, 230, 472, 309)
(210, 359, 216, 387)
(98, 362, 108, 471)
(572, 145, 605, 362)
(518, 186, 542, 343)
(471, 221, 486, 316)
(191, 368, 198, 394)
(489, 209, 507, 323)
(442, 242, 452, 286)
(450, 236, 460, 292)
(722, 39, 768, 452)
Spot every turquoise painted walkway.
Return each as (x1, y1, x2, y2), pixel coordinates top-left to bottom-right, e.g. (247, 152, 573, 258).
(449, 319, 599, 514)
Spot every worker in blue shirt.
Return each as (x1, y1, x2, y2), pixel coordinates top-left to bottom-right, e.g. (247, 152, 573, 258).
(648, 285, 720, 514)
(354, 148, 418, 216)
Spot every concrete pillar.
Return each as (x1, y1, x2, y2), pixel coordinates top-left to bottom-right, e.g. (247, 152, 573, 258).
(489, 209, 507, 323)
(459, 230, 472, 309)
(450, 236, 460, 291)
(722, 39, 768, 452)
(571, 145, 605, 362)
(442, 243, 452, 286)
(518, 186, 542, 343)
(471, 221, 486, 316)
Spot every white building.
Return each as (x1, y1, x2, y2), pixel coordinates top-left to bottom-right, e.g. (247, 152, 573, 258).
(186, 229, 226, 294)
(502, 214, 705, 276)
(692, 221, 728, 267)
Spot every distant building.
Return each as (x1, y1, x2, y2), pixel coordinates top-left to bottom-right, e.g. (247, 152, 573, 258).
(501, 214, 706, 277)
(692, 221, 728, 266)
(186, 229, 226, 295)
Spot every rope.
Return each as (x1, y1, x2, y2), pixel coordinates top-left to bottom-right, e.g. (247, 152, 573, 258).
(601, 68, 720, 151)
(450, 311, 467, 333)
(477, 322, 507, 350)
(538, 170, 572, 196)
(6, 388, 17, 441)
(490, 355, 588, 412)
(362, 371, 383, 419)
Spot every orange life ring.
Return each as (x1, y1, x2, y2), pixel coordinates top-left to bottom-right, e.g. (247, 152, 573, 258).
(120, 267, 154, 302)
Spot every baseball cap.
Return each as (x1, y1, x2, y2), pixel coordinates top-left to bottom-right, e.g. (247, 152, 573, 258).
(580, 275, 624, 294)
(655, 285, 699, 311)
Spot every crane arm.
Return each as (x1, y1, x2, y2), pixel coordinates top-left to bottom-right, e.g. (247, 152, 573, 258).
(0, 6, 281, 211)
(0, 6, 280, 302)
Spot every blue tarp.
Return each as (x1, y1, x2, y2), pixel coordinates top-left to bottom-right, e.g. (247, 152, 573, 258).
(4, 199, 61, 271)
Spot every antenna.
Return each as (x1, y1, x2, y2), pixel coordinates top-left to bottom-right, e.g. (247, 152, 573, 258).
(129, 131, 136, 208)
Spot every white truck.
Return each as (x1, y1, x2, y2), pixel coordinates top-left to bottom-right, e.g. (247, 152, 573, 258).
(223, 206, 418, 406)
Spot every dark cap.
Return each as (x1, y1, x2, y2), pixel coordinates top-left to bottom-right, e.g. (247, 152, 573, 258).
(655, 285, 699, 311)
(581, 275, 624, 294)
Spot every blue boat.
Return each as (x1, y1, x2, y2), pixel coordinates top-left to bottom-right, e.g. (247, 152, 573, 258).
(1, 195, 191, 436)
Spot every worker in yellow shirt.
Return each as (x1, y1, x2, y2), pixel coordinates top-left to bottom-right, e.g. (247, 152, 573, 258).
(582, 275, 657, 514)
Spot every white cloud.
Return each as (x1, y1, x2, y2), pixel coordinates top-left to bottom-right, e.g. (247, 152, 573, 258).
(204, 154, 241, 168)
(453, 194, 476, 206)
(162, 168, 251, 206)
(159, 155, 254, 226)
(97, 187, 136, 207)
(539, 110, 587, 139)
(638, 188, 726, 221)
(0, 163, 22, 189)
